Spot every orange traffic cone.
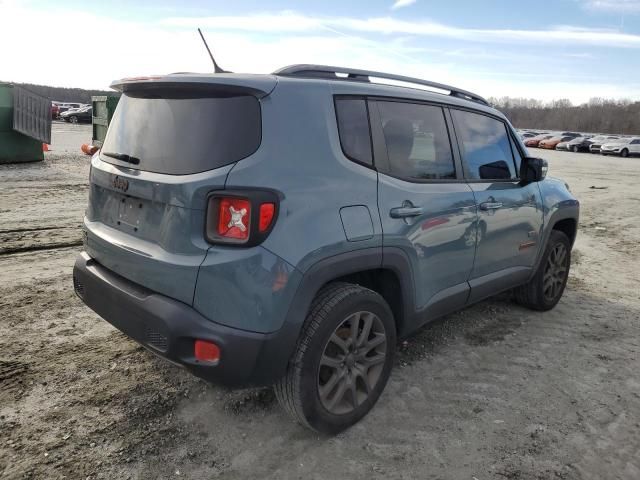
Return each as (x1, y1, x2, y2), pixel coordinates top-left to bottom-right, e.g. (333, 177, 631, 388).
(81, 144, 99, 155)
(42, 143, 50, 151)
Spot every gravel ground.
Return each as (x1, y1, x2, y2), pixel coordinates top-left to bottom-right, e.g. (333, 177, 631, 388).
(0, 147, 639, 480)
(49, 122, 92, 154)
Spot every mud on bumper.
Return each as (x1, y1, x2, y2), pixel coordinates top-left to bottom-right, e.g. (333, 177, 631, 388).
(72, 252, 290, 387)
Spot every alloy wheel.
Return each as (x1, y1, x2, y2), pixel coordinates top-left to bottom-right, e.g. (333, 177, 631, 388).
(317, 311, 387, 415)
(543, 243, 568, 302)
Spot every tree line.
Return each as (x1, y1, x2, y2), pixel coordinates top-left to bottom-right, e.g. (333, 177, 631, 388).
(489, 97, 640, 135)
(3, 81, 113, 104)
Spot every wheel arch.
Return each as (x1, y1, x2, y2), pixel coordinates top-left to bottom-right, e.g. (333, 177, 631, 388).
(531, 202, 579, 279)
(552, 217, 577, 247)
(258, 247, 416, 383)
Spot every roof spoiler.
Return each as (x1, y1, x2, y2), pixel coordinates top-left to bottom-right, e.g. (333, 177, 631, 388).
(110, 75, 277, 98)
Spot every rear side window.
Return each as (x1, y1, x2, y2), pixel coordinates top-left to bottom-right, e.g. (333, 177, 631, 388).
(101, 91, 261, 175)
(452, 109, 517, 180)
(377, 101, 455, 180)
(334, 98, 372, 165)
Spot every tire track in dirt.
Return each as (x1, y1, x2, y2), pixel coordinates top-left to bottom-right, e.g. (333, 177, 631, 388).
(0, 226, 83, 255)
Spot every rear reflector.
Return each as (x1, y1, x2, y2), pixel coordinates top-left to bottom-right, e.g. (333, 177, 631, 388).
(259, 203, 276, 232)
(194, 340, 220, 363)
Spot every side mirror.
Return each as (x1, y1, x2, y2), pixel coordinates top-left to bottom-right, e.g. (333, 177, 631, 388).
(520, 157, 548, 184)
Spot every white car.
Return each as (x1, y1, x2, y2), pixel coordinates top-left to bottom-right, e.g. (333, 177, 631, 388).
(600, 138, 640, 157)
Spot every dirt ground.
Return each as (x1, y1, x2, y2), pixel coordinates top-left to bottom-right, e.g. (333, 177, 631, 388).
(1, 140, 639, 479)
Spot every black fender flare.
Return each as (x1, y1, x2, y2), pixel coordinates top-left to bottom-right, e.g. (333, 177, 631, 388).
(251, 247, 415, 384)
(531, 201, 579, 278)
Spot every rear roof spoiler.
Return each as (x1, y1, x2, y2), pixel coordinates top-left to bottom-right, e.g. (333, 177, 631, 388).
(110, 74, 277, 98)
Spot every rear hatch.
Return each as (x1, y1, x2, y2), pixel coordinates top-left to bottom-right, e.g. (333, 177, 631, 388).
(84, 75, 275, 305)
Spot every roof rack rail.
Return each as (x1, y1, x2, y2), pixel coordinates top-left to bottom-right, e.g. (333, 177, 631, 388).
(272, 64, 489, 106)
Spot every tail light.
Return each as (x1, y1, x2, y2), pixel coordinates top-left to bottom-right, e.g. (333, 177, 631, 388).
(217, 198, 251, 240)
(206, 190, 279, 246)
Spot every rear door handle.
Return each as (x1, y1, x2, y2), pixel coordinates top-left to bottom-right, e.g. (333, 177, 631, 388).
(479, 202, 503, 211)
(390, 206, 424, 218)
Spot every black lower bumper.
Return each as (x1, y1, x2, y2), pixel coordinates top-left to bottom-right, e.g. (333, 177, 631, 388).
(72, 252, 290, 387)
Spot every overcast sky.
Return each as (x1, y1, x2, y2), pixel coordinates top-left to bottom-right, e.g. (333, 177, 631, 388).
(1, 0, 639, 103)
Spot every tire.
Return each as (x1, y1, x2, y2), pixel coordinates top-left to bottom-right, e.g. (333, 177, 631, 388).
(70, 116, 78, 124)
(513, 230, 571, 311)
(572, 146, 579, 153)
(275, 282, 396, 434)
(621, 148, 629, 158)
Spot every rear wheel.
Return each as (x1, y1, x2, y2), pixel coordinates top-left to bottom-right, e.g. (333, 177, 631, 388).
(70, 116, 78, 124)
(275, 282, 396, 434)
(513, 230, 571, 311)
(621, 148, 629, 158)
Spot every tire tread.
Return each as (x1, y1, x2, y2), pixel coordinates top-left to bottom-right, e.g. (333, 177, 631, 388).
(513, 230, 570, 311)
(274, 282, 383, 431)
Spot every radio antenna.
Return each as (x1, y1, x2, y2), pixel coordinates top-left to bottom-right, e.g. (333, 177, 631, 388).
(197, 28, 229, 73)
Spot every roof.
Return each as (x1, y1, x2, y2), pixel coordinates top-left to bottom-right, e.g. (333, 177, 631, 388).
(109, 64, 499, 116)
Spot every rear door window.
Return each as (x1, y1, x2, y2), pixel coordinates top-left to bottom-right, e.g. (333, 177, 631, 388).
(451, 109, 517, 181)
(101, 90, 261, 175)
(334, 97, 373, 165)
(376, 101, 456, 180)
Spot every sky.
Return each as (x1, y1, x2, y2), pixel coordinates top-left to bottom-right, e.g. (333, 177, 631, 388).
(1, 0, 640, 103)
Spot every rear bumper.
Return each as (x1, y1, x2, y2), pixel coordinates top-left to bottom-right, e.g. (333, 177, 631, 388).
(73, 252, 290, 387)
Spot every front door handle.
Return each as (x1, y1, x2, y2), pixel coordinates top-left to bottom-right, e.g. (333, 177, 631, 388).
(390, 206, 424, 218)
(479, 202, 503, 211)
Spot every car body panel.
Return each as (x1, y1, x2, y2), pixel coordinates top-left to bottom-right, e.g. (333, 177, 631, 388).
(377, 174, 477, 311)
(85, 154, 235, 305)
(466, 180, 543, 279)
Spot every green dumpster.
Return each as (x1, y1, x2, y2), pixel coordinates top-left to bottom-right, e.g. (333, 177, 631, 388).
(92, 95, 120, 147)
(0, 83, 50, 164)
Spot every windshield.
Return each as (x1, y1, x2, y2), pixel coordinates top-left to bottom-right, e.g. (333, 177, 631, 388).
(101, 90, 261, 175)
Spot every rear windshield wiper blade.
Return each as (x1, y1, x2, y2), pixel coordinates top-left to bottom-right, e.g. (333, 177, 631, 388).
(102, 151, 141, 165)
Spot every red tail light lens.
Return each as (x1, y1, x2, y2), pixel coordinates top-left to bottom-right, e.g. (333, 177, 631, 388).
(206, 191, 278, 246)
(217, 198, 251, 240)
(259, 203, 275, 232)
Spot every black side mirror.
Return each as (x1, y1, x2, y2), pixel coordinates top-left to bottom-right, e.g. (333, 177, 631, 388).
(520, 157, 548, 184)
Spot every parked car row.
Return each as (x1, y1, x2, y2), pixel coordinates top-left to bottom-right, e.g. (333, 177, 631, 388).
(51, 101, 91, 122)
(518, 129, 640, 157)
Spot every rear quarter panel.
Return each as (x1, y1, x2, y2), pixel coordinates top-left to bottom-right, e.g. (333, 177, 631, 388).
(223, 78, 383, 272)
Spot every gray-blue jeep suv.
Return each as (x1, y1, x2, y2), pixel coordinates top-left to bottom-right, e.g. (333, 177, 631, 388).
(73, 65, 579, 433)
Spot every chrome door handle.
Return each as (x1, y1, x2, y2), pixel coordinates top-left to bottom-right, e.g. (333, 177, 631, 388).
(390, 206, 424, 218)
(479, 202, 503, 211)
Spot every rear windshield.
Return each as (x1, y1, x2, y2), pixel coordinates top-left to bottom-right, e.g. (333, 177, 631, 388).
(101, 90, 261, 175)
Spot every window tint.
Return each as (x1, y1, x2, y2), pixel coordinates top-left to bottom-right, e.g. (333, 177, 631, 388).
(378, 101, 455, 180)
(335, 98, 372, 165)
(631, 139, 640, 145)
(452, 109, 517, 180)
(101, 91, 261, 175)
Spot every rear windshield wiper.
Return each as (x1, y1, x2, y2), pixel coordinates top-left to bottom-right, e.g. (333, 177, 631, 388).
(102, 151, 141, 165)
